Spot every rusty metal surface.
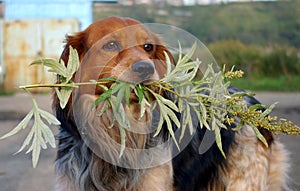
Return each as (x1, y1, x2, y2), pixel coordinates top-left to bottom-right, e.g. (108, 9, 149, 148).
(3, 19, 79, 91)
(0, 19, 4, 85)
(0, 2, 3, 18)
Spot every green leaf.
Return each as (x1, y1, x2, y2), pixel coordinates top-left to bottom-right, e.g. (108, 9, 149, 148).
(153, 106, 164, 137)
(179, 103, 190, 141)
(38, 109, 61, 126)
(0, 110, 33, 140)
(156, 94, 179, 112)
(66, 46, 80, 82)
(97, 100, 110, 117)
(31, 59, 67, 77)
(135, 85, 145, 104)
(165, 106, 180, 128)
(40, 121, 56, 148)
(110, 82, 124, 94)
(214, 123, 226, 158)
(31, 134, 41, 168)
(251, 126, 268, 148)
(164, 51, 173, 76)
(110, 96, 130, 129)
(125, 85, 131, 106)
(15, 124, 35, 154)
(91, 88, 113, 109)
(118, 123, 126, 158)
(259, 102, 277, 120)
(162, 41, 199, 85)
(139, 98, 148, 119)
(116, 86, 126, 111)
(179, 41, 197, 64)
(249, 104, 265, 111)
(108, 96, 130, 158)
(152, 99, 180, 150)
(198, 101, 209, 129)
(164, 112, 179, 150)
(55, 87, 73, 109)
(115, 82, 131, 111)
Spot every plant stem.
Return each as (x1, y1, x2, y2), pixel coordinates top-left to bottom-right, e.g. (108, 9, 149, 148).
(23, 88, 39, 109)
(19, 81, 111, 90)
(19, 83, 78, 89)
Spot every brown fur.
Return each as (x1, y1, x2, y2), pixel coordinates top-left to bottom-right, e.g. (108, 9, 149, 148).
(218, 126, 289, 191)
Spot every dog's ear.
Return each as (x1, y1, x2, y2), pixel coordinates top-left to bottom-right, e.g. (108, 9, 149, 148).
(154, 44, 175, 78)
(60, 31, 87, 64)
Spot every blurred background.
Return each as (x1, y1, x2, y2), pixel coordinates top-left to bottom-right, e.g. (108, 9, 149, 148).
(0, 0, 299, 190)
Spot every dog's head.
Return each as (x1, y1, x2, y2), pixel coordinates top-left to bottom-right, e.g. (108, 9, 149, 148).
(60, 17, 173, 88)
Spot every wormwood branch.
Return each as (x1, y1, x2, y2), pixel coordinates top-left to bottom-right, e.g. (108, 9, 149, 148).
(1, 42, 299, 167)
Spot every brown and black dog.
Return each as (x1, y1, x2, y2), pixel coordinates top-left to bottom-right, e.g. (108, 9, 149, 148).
(54, 16, 289, 191)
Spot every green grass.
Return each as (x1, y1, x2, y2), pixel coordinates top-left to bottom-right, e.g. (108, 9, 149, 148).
(0, 84, 14, 96)
(0, 89, 14, 96)
(230, 75, 300, 92)
(93, 1, 300, 48)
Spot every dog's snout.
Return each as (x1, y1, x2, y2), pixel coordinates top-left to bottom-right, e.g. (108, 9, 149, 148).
(131, 61, 155, 80)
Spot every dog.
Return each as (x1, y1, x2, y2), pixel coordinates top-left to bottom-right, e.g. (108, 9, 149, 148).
(54, 16, 290, 191)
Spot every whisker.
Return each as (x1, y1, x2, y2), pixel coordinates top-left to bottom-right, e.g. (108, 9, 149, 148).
(85, 66, 115, 69)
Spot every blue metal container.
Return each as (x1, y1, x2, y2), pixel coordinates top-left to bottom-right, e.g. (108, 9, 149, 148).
(4, 0, 93, 30)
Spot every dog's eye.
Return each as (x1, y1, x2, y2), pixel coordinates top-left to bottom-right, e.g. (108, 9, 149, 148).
(103, 41, 121, 51)
(143, 43, 154, 53)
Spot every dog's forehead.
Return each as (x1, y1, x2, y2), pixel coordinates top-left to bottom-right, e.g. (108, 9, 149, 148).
(86, 17, 154, 46)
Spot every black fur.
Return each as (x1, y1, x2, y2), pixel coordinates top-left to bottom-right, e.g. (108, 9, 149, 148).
(172, 117, 235, 191)
(172, 86, 273, 191)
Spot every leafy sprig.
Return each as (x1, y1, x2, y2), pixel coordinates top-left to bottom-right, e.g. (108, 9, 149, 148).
(0, 46, 81, 167)
(1, 42, 299, 167)
(0, 89, 59, 167)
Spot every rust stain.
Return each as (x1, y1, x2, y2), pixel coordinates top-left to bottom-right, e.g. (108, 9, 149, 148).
(20, 42, 28, 54)
(4, 57, 20, 91)
(3, 19, 79, 92)
(0, 3, 4, 17)
(4, 56, 54, 92)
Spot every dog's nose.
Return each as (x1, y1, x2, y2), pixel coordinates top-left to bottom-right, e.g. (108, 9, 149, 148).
(131, 61, 155, 80)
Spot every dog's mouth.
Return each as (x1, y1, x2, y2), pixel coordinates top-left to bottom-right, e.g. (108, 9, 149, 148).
(140, 79, 156, 85)
(115, 75, 158, 86)
(94, 80, 155, 102)
(129, 91, 140, 103)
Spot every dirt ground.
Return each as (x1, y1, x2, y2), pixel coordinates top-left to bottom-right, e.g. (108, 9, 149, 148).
(0, 92, 299, 191)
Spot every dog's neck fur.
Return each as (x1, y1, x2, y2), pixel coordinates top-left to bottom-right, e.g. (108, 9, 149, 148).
(55, 94, 173, 191)
(55, 133, 139, 191)
(55, 129, 173, 191)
